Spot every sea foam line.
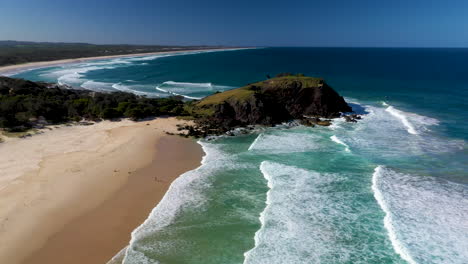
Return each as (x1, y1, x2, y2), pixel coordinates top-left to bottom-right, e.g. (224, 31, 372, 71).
(111, 83, 156, 97)
(121, 140, 211, 264)
(248, 134, 263, 151)
(155, 86, 202, 100)
(384, 106, 418, 135)
(372, 166, 417, 264)
(163, 81, 213, 88)
(330, 135, 350, 152)
(243, 161, 272, 264)
(10, 48, 248, 87)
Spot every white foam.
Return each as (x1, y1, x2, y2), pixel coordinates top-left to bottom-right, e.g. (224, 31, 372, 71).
(155, 86, 202, 100)
(11, 48, 253, 84)
(155, 80, 234, 99)
(81, 81, 115, 91)
(23, 49, 230, 88)
(330, 135, 350, 152)
(385, 106, 418, 135)
(40, 63, 120, 87)
(122, 141, 236, 264)
(111, 83, 157, 97)
(372, 166, 417, 264)
(372, 166, 468, 264)
(248, 134, 263, 151)
(81, 58, 132, 66)
(125, 54, 170, 62)
(328, 116, 347, 131)
(384, 104, 439, 135)
(244, 161, 349, 264)
(247, 131, 322, 153)
(163, 81, 213, 88)
(243, 161, 273, 264)
(337, 104, 462, 158)
(56, 71, 82, 85)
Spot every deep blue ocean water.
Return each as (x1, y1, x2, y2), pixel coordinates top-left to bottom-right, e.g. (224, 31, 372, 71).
(13, 48, 468, 264)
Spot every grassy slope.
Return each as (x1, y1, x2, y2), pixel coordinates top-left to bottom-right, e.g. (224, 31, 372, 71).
(197, 76, 323, 106)
(189, 76, 324, 118)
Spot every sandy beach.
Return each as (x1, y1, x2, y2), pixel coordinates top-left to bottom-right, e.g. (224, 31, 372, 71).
(0, 118, 203, 264)
(0, 47, 244, 76)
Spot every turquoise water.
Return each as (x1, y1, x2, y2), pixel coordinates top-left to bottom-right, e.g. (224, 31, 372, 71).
(13, 48, 468, 264)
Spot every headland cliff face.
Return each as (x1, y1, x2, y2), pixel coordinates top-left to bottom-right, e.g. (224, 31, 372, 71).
(186, 75, 352, 134)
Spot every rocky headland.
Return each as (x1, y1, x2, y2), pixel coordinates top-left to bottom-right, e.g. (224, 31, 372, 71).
(0, 74, 359, 139)
(184, 74, 357, 136)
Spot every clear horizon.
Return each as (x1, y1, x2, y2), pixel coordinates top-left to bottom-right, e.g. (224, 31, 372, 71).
(1, 0, 468, 48)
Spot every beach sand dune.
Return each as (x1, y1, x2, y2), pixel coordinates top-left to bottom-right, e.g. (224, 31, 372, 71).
(0, 117, 203, 264)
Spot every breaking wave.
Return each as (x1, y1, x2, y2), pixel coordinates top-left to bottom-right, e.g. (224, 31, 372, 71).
(372, 166, 417, 264)
(111, 83, 158, 97)
(80, 80, 115, 91)
(372, 166, 468, 264)
(122, 141, 237, 264)
(31, 49, 240, 93)
(155, 81, 234, 100)
(244, 161, 401, 264)
(248, 134, 263, 151)
(382, 102, 439, 135)
(247, 130, 323, 154)
(330, 103, 464, 160)
(330, 135, 350, 152)
(163, 81, 214, 88)
(155, 86, 202, 100)
(244, 161, 336, 264)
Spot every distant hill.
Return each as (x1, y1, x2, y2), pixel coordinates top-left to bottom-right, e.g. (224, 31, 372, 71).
(0, 40, 224, 67)
(0, 40, 92, 46)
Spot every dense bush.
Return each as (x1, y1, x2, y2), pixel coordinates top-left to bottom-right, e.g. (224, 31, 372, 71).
(0, 77, 188, 131)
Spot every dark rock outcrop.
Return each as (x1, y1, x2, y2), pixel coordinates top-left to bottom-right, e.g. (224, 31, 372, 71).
(187, 75, 352, 134)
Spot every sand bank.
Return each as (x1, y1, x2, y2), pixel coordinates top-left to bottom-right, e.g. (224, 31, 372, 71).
(0, 118, 203, 264)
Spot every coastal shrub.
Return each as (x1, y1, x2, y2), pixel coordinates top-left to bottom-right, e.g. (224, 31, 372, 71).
(116, 101, 131, 113)
(101, 108, 121, 119)
(124, 107, 145, 120)
(0, 77, 188, 131)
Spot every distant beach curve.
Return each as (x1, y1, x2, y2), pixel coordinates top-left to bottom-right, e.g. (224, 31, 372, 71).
(0, 47, 249, 77)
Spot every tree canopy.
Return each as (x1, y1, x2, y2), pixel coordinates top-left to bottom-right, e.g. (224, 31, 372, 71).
(0, 77, 187, 131)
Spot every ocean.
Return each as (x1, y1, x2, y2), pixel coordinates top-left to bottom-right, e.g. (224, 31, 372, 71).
(13, 47, 468, 264)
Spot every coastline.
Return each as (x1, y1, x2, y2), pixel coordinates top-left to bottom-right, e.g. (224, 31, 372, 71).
(0, 117, 204, 264)
(0, 47, 249, 76)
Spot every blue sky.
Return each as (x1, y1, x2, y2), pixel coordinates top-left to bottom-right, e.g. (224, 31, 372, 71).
(1, 0, 467, 47)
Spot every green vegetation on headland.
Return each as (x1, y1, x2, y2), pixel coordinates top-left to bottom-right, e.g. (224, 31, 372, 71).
(196, 74, 323, 107)
(184, 73, 354, 136)
(0, 41, 224, 67)
(0, 77, 186, 132)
